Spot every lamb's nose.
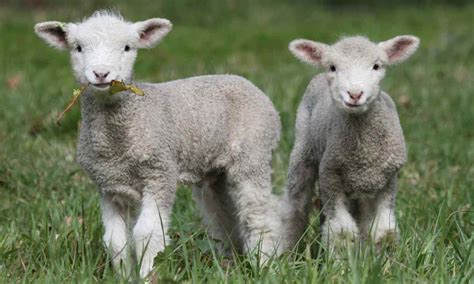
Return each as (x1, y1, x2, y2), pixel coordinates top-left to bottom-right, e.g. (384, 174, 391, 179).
(348, 91, 363, 101)
(93, 71, 110, 80)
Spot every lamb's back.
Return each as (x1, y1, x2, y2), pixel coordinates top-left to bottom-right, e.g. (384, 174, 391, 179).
(134, 75, 281, 181)
(137, 74, 280, 147)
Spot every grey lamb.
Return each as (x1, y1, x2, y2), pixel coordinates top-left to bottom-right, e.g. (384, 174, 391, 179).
(284, 35, 419, 249)
(34, 11, 283, 278)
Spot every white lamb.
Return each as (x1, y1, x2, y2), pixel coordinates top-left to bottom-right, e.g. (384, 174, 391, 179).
(34, 11, 283, 278)
(284, 35, 419, 249)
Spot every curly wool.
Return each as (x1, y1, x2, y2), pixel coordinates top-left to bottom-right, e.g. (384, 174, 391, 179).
(283, 35, 419, 249)
(35, 11, 283, 278)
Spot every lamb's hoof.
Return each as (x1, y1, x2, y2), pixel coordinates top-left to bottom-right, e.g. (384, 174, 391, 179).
(324, 231, 359, 257)
(214, 240, 232, 258)
(334, 230, 358, 246)
(147, 270, 159, 284)
(375, 230, 399, 252)
(220, 258, 234, 270)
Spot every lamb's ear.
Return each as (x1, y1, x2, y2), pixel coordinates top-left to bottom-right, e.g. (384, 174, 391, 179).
(289, 39, 328, 66)
(134, 18, 172, 48)
(34, 21, 68, 50)
(378, 35, 420, 64)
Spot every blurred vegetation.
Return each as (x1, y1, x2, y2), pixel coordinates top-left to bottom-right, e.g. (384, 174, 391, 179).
(1, 0, 473, 26)
(2, 0, 473, 11)
(0, 0, 472, 282)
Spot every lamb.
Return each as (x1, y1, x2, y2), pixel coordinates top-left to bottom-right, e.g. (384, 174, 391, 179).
(34, 11, 283, 278)
(284, 35, 419, 250)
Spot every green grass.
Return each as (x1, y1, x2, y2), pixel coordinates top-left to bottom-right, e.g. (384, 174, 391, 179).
(0, 1, 473, 282)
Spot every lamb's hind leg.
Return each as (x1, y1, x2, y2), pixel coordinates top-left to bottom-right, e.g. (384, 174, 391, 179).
(285, 140, 318, 248)
(192, 173, 240, 255)
(226, 163, 283, 260)
(284, 97, 318, 248)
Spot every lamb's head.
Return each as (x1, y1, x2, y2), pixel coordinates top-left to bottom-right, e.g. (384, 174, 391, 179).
(35, 11, 172, 92)
(289, 35, 419, 114)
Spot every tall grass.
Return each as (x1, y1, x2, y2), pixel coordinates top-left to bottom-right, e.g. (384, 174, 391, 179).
(0, 1, 472, 282)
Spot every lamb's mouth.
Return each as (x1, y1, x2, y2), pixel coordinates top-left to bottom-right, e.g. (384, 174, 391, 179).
(92, 83, 111, 89)
(344, 102, 362, 108)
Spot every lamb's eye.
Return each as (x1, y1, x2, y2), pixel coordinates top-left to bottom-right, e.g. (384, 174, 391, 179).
(76, 45, 82, 52)
(373, 64, 380, 70)
(124, 45, 130, 52)
(329, 65, 336, 72)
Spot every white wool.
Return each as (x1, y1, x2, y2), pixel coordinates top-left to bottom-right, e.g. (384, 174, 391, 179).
(284, 35, 419, 249)
(35, 11, 283, 279)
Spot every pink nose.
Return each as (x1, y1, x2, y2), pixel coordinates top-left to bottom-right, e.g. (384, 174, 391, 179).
(348, 91, 363, 101)
(93, 71, 110, 81)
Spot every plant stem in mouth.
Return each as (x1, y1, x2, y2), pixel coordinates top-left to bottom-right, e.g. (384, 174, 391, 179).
(56, 83, 90, 126)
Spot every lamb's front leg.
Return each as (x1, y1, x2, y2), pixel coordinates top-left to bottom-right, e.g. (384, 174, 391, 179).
(319, 172, 359, 250)
(133, 179, 176, 278)
(100, 191, 133, 277)
(320, 196, 359, 250)
(370, 179, 399, 246)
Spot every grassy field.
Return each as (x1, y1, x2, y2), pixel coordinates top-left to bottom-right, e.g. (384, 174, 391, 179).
(0, 1, 473, 282)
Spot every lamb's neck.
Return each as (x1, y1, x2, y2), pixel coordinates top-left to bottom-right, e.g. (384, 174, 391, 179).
(337, 96, 390, 139)
(80, 89, 133, 125)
